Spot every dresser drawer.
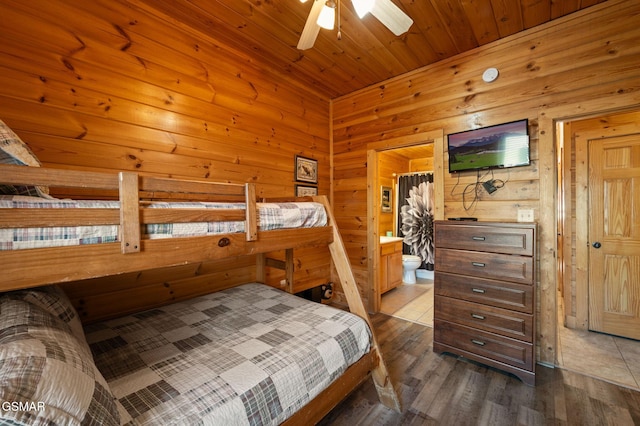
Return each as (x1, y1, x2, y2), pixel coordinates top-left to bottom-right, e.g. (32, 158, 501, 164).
(435, 296, 533, 342)
(435, 272, 533, 313)
(434, 320, 534, 371)
(435, 222, 534, 256)
(436, 248, 534, 284)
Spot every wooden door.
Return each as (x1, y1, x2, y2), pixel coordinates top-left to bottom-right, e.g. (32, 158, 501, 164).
(588, 135, 640, 340)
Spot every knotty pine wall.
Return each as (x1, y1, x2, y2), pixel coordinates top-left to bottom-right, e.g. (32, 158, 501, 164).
(0, 0, 331, 321)
(332, 0, 640, 365)
(378, 151, 409, 237)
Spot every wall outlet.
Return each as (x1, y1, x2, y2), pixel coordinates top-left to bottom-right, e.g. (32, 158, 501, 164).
(517, 209, 534, 222)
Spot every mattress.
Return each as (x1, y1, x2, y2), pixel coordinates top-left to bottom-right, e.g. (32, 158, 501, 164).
(0, 195, 327, 250)
(83, 283, 371, 425)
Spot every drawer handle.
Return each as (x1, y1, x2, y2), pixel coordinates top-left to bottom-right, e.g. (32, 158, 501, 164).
(471, 288, 486, 294)
(472, 262, 486, 267)
(471, 313, 486, 320)
(472, 236, 485, 241)
(471, 339, 485, 346)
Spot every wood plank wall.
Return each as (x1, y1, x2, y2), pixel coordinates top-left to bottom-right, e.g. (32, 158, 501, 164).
(332, 0, 640, 365)
(378, 151, 409, 237)
(0, 0, 331, 321)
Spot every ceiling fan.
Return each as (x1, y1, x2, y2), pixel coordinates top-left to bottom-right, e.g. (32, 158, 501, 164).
(297, 0, 413, 50)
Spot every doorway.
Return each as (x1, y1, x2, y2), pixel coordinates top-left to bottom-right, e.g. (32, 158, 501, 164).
(367, 141, 441, 315)
(363, 129, 444, 315)
(557, 109, 640, 389)
(375, 144, 435, 324)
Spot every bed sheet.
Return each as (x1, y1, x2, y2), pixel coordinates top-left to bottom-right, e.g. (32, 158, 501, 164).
(83, 283, 371, 425)
(0, 195, 327, 250)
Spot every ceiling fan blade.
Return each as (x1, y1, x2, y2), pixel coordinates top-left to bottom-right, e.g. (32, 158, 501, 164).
(297, 0, 324, 50)
(370, 0, 413, 36)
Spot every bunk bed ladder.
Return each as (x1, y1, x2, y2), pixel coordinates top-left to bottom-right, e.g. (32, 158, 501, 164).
(313, 195, 402, 412)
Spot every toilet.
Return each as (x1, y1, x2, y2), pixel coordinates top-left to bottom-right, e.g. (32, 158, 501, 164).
(402, 255, 422, 284)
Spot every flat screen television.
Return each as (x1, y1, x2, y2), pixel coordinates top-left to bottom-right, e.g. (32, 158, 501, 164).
(447, 119, 530, 173)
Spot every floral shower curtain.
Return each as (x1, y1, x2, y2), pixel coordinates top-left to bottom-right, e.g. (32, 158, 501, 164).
(397, 173, 435, 271)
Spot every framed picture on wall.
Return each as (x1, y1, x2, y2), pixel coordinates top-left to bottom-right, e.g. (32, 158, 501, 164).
(295, 185, 318, 197)
(295, 155, 318, 184)
(381, 186, 392, 213)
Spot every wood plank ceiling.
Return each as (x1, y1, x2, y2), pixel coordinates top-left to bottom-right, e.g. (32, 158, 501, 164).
(139, 0, 607, 99)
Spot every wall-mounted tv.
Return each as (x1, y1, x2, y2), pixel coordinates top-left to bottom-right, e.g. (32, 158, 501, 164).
(447, 119, 530, 173)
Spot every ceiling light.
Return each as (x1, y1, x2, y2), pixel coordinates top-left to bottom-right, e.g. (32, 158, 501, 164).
(317, 1, 336, 30)
(352, 0, 375, 18)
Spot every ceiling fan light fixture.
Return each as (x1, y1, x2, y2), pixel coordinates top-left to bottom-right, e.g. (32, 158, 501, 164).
(317, 1, 336, 30)
(353, 0, 375, 18)
(297, 0, 412, 50)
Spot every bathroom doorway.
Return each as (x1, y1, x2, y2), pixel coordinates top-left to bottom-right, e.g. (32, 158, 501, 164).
(367, 142, 439, 315)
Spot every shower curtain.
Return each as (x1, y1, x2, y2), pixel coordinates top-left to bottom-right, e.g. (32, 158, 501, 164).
(397, 173, 435, 271)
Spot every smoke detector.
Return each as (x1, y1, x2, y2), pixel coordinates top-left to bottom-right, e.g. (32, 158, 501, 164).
(482, 67, 499, 83)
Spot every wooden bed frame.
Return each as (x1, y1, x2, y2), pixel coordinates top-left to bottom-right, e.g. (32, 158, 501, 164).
(0, 164, 401, 422)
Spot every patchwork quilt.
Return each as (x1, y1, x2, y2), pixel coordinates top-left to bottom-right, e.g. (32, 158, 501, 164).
(84, 283, 372, 425)
(0, 196, 327, 250)
(0, 286, 120, 425)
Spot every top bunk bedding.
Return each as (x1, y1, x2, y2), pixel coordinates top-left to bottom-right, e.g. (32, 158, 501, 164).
(0, 195, 327, 251)
(0, 120, 335, 289)
(0, 173, 334, 290)
(0, 165, 335, 291)
(0, 118, 329, 260)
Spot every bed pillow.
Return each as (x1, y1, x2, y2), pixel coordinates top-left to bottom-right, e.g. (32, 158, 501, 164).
(0, 119, 50, 197)
(0, 292, 120, 425)
(6, 285, 87, 348)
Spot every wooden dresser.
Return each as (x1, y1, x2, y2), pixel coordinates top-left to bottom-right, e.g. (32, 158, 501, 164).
(433, 221, 537, 385)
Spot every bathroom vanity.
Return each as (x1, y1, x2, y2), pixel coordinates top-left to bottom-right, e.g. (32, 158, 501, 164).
(433, 221, 537, 385)
(379, 236, 403, 294)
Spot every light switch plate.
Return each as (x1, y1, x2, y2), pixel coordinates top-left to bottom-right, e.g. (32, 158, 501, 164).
(517, 209, 534, 222)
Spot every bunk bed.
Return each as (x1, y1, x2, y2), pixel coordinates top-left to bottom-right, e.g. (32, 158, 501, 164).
(0, 151, 401, 423)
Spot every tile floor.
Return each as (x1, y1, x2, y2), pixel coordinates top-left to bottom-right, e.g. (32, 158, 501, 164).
(557, 311, 640, 391)
(380, 280, 640, 391)
(380, 278, 434, 327)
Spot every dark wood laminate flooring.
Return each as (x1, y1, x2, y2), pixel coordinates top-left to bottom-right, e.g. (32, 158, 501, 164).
(319, 314, 640, 426)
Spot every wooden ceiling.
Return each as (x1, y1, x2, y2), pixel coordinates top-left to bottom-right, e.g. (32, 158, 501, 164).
(141, 0, 607, 99)
(391, 144, 434, 160)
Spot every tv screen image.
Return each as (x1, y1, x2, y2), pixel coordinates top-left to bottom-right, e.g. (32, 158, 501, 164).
(447, 119, 530, 173)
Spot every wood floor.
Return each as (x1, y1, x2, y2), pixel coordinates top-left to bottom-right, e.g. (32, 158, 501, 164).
(319, 314, 640, 426)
